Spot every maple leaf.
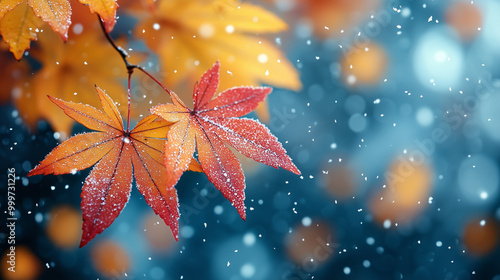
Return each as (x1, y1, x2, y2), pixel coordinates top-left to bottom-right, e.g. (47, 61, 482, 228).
(151, 61, 300, 220)
(0, 2, 44, 59)
(13, 3, 129, 137)
(28, 86, 202, 247)
(0, 0, 71, 59)
(78, 0, 118, 33)
(135, 0, 301, 121)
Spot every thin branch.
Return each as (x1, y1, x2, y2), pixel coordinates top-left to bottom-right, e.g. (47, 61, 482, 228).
(96, 14, 174, 130)
(136, 67, 172, 96)
(98, 15, 133, 71)
(127, 71, 132, 132)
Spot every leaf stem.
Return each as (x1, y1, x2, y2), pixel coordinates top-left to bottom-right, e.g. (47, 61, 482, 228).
(135, 67, 172, 96)
(96, 14, 174, 130)
(127, 71, 132, 132)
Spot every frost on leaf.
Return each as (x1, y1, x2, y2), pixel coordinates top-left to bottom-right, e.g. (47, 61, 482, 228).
(28, 86, 201, 246)
(151, 61, 300, 221)
(0, 0, 72, 59)
(0, 2, 44, 60)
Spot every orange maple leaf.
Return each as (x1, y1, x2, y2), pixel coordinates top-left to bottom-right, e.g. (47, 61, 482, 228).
(135, 0, 301, 121)
(78, 0, 118, 33)
(151, 61, 300, 220)
(28, 86, 201, 247)
(0, 0, 72, 59)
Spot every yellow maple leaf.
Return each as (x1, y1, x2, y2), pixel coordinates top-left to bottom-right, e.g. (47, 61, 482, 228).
(14, 5, 127, 137)
(134, 0, 301, 121)
(0, 0, 23, 20)
(0, 0, 72, 59)
(0, 2, 44, 59)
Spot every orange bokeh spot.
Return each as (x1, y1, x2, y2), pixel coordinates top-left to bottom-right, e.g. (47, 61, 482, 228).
(46, 205, 83, 249)
(321, 163, 357, 200)
(446, 1, 482, 41)
(143, 213, 176, 252)
(1, 246, 41, 280)
(463, 217, 499, 256)
(370, 156, 432, 226)
(91, 240, 131, 278)
(299, 0, 380, 38)
(341, 42, 387, 86)
(286, 220, 335, 265)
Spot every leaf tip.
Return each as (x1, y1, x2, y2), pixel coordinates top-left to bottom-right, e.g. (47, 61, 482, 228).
(291, 165, 301, 175)
(80, 217, 100, 248)
(168, 219, 179, 241)
(236, 202, 246, 221)
(26, 169, 37, 177)
(94, 84, 103, 92)
(79, 232, 91, 247)
(263, 86, 273, 95)
(47, 95, 64, 108)
(149, 105, 159, 115)
(240, 209, 247, 221)
(61, 33, 69, 42)
(212, 60, 220, 73)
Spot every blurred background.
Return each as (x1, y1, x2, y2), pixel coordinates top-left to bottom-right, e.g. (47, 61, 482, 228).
(2, 0, 500, 279)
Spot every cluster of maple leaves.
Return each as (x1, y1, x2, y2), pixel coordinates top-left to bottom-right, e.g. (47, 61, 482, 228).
(1, 0, 302, 136)
(1, 0, 301, 246)
(0, 0, 117, 59)
(28, 62, 300, 246)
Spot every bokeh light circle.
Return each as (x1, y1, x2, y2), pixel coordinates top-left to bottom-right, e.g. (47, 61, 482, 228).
(341, 42, 387, 86)
(413, 27, 464, 91)
(481, 0, 500, 55)
(463, 217, 500, 256)
(46, 205, 82, 249)
(416, 107, 434, 127)
(478, 91, 500, 141)
(344, 95, 366, 115)
(91, 240, 131, 278)
(458, 154, 499, 204)
(370, 157, 433, 226)
(320, 163, 357, 200)
(286, 220, 335, 265)
(1, 246, 41, 280)
(349, 113, 367, 132)
(143, 213, 176, 251)
(445, 1, 483, 41)
(211, 233, 271, 280)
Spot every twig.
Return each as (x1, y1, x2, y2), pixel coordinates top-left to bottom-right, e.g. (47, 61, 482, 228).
(96, 14, 173, 131)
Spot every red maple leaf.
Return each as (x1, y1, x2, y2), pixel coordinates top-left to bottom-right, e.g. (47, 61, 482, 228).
(28, 86, 201, 247)
(151, 61, 300, 220)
